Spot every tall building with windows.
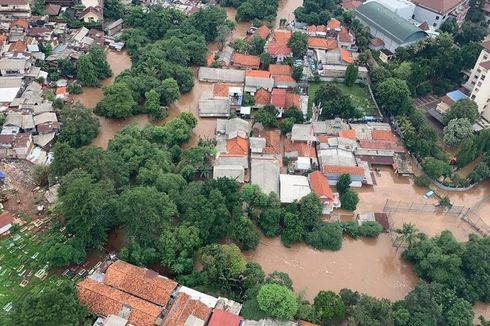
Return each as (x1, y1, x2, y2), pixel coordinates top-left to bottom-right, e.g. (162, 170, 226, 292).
(411, 0, 469, 29)
(465, 41, 490, 122)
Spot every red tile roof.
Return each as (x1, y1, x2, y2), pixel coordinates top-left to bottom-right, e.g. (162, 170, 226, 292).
(9, 40, 27, 52)
(273, 75, 296, 85)
(284, 139, 316, 158)
(309, 170, 334, 201)
(327, 18, 341, 30)
(104, 260, 178, 307)
(246, 70, 271, 78)
(213, 83, 230, 97)
(226, 136, 248, 155)
(341, 0, 362, 10)
(77, 278, 163, 326)
(307, 25, 316, 33)
(300, 321, 320, 326)
(480, 60, 490, 70)
(323, 165, 365, 176)
(56, 87, 66, 95)
(162, 292, 212, 326)
(256, 25, 271, 40)
(208, 309, 241, 326)
(338, 129, 356, 140)
(272, 30, 292, 44)
(285, 93, 301, 108)
(12, 18, 28, 29)
(370, 37, 385, 47)
(359, 139, 405, 152)
(308, 37, 337, 50)
(371, 129, 397, 142)
(268, 64, 292, 76)
(413, 0, 464, 14)
(267, 43, 292, 56)
(231, 53, 260, 69)
(338, 27, 353, 43)
(271, 88, 287, 107)
(317, 25, 327, 33)
(340, 48, 354, 64)
(255, 88, 271, 105)
(0, 211, 13, 228)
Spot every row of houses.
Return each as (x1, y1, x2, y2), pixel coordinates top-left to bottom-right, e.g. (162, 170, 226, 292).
(77, 259, 316, 326)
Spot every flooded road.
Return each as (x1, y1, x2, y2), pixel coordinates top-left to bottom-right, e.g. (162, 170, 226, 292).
(246, 235, 417, 302)
(274, 0, 302, 28)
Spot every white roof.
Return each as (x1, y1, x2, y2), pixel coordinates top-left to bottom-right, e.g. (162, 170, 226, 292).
(280, 174, 311, 203)
(251, 159, 280, 194)
(0, 88, 21, 103)
(291, 124, 317, 142)
(179, 286, 218, 308)
(213, 165, 245, 183)
(245, 76, 274, 90)
(296, 156, 311, 170)
(198, 67, 245, 83)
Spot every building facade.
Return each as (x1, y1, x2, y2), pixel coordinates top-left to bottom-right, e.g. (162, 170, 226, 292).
(411, 0, 469, 29)
(465, 41, 490, 122)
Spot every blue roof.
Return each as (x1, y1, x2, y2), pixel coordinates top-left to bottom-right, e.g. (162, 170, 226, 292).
(446, 90, 467, 102)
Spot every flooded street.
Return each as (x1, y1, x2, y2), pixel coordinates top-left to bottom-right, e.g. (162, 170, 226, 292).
(246, 235, 417, 302)
(274, 0, 303, 28)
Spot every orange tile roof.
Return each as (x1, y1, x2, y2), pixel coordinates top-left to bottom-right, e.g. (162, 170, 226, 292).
(273, 75, 296, 85)
(267, 43, 292, 56)
(13, 18, 28, 29)
(208, 309, 241, 326)
(317, 134, 329, 143)
(309, 170, 334, 200)
(268, 64, 292, 76)
(371, 129, 397, 142)
(213, 83, 230, 97)
(340, 48, 354, 63)
(226, 136, 248, 155)
(246, 70, 271, 78)
(104, 260, 178, 307)
(327, 18, 341, 30)
(256, 25, 271, 40)
(231, 53, 260, 69)
(255, 88, 271, 105)
(207, 54, 215, 66)
(317, 25, 327, 33)
(370, 37, 385, 47)
(9, 40, 27, 52)
(323, 165, 364, 176)
(338, 129, 356, 140)
(77, 278, 163, 326)
(359, 139, 405, 152)
(261, 129, 281, 154)
(284, 139, 316, 158)
(285, 93, 300, 108)
(56, 87, 66, 95)
(308, 37, 337, 50)
(271, 88, 286, 107)
(338, 27, 353, 43)
(307, 25, 316, 32)
(162, 292, 212, 326)
(272, 30, 291, 44)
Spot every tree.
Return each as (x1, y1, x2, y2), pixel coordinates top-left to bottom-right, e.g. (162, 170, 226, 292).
(260, 53, 272, 69)
(265, 271, 293, 289)
(67, 82, 82, 94)
(351, 295, 394, 326)
(159, 224, 201, 274)
(344, 64, 359, 87)
(76, 54, 99, 87)
(359, 221, 384, 237)
(243, 262, 265, 289)
(257, 284, 299, 320)
(340, 190, 359, 210)
(292, 66, 303, 82)
(469, 162, 490, 182)
(57, 58, 74, 77)
(200, 243, 247, 285)
(231, 216, 260, 250)
(314, 291, 346, 324)
(145, 89, 166, 120)
(375, 78, 412, 116)
(254, 105, 278, 127)
(249, 35, 266, 55)
(336, 174, 351, 194)
(160, 77, 180, 105)
(314, 83, 360, 119)
(279, 117, 295, 134)
(7, 282, 90, 325)
(288, 32, 308, 58)
(104, 0, 126, 19)
(443, 118, 474, 147)
(189, 6, 228, 42)
(394, 223, 419, 250)
(304, 222, 343, 250)
(88, 46, 112, 80)
(462, 234, 490, 303)
(58, 104, 99, 147)
(215, 24, 231, 51)
(281, 212, 303, 246)
(339, 288, 360, 307)
(422, 157, 451, 179)
(95, 82, 136, 119)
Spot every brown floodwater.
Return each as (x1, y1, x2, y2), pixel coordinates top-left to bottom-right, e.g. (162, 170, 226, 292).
(225, 7, 250, 40)
(245, 235, 417, 302)
(274, 0, 303, 28)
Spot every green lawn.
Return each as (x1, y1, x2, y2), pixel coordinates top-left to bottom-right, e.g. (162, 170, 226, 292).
(308, 82, 380, 117)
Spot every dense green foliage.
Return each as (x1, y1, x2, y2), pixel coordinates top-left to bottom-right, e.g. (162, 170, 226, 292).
(58, 104, 99, 148)
(314, 83, 361, 120)
(76, 46, 112, 87)
(444, 99, 479, 124)
(257, 284, 299, 320)
(443, 118, 474, 148)
(294, 0, 339, 25)
(287, 32, 308, 59)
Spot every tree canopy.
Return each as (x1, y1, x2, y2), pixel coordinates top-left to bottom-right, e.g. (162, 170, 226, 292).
(58, 104, 99, 148)
(257, 283, 299, 320)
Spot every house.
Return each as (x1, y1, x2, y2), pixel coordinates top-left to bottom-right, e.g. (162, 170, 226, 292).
(430, 89, 469, 123)
(290, 124, 317, 142)
(464, 41, 490, 122)
(254, 88, 271, 107)
(306, 25, 327, 37)
(13, 133, 33, 159)
(199, 67, 245, 83)
(0, 0, 30, 17)
(267, 30, 292, 62)
(245, 71, 274, 94)
(322, 165, 365, 187)
(273, 75, 297, 88)
(252, 159, 280, 194)
(369, 37, 385, 51)
(251, 128, 281, 159)
(271, 88, 286, 109)
(213, 165, 245, 183)
(308, 171, 340, 214)
(199, 91, 230, 117)
(208, 309, 242, 326)
(313, 119, 350, 135)
(106, 18, 123, 36)
(80, 6, 103, 23)
(0, 77, 22, 104)
(0, 211, 14, 234)
(269, 64, 292, 76)
(412, 0, 469, 28)
(213, 83, 243, 107)
(231, 53, 260, 70)
(45, 3, 61, 17)
(355, 2, 427, 52)
(217, 46, 234, 67)
(284, 138, 318, 168)
(255, 25, 271, 40)
(327, 18, 341, 32)
(280, 174, 311, 203)
(0, 58, 30, 76)
(338, 27, 355, 50)
(216, 118, 250, 138)
(308, 37, 337, 50)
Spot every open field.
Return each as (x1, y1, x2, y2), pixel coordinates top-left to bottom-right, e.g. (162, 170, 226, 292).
(308, 82, 379, 117)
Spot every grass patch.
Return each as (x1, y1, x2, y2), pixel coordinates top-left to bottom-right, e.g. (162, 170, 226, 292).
(308, 82, 380, 117)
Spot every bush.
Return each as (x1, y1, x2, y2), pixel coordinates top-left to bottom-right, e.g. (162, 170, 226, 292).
(359, 221, 384, 237)
(340, 190, 359, 211)
(340, 220, 360, 239)
(257, 284, 299, 320)
(67, 83, 82, 94)
(414, 175, 431, 188)
(304, 222, 343, 251)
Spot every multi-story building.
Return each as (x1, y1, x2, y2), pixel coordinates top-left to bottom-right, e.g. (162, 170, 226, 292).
(0, 0, 30, 17)
(411, 0, 469, 29)
(465, 41, 490, 122)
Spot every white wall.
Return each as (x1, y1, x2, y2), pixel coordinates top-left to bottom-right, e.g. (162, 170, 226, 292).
(0, 223, 12, 234)
(367, 0, 415, 20)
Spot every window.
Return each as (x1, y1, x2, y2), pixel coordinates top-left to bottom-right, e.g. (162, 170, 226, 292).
(481, 75, 486, 80)
(478, 81, 482, 87)
(412, 14, 415, 19)
(484, 56, 488, 60)
(433, 23, 437, 27)
(475, 88, 479, 93)
(436, 16, 440, 20)
(471, 81, 476, 84)
(471, 95, 476, 99)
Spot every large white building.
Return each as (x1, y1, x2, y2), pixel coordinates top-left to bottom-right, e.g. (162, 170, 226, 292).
(411, 0, 469, 29)
(366, 0, 415, 20)
(465, 40, 490, 122)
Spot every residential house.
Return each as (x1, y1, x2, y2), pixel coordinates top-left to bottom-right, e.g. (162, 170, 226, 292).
(285, 93, 308, 117)
(306, 25, 327, 37)
(0, 211, 14, 234)
(251, 159, 280, 194)
(338, 27, 355, 50)
(308, 37, 337, 50)
(430, 89, 469, 124)
(198, 91, 230, 117)
(284, 138, 318, 169)
(0, 58, 30, 76)
(267, 30, 292, 62)
(355, 2, 427, 52)
(271, 88, 286, 110)
(326, 18, 342, 33)
(217, 46, 234, 67)
(12, 132, 33, 159)
(322, 165, 365, 187)
(254, 88, 271, 107)
(313, 118, 350, 136)
(216, 118, 250, 138)
(45, 4, 61, 18)
(279, 174, 311, 203)
(245, 70, 274, 94)
(250, 128, 281, 160)
(208, 309, 242, 326)
(464, 41, 490, 122)
(269, 64, 292, 76)
(198, 67, 245, 83)
(290, 124, 317, 143)
(213, 165, 245, 183)
(412, 0, 469, 28)
(214, 135, 249, 182)
(213, 83, 243, 107)
(308, 170, 340, 214)
(0, 0, 30, 17)
(273, 75, 297, 88)
(0, 77, 22, 104)
(231, 53, 260, 70)
(80, 6, 103, 23)
(106, 18, 123, 36)
(255, 25, 271, 40)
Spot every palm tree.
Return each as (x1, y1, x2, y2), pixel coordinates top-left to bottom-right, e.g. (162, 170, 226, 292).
(394, 223, 419, 252)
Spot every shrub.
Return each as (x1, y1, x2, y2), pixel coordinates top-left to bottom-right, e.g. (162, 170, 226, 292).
(340, 190, 359, 211)
(414, 175, 431, 188)
(359, 221, 384, 237)
(257, 284, 299, 320)
(340, 220, 360, 239)
(304, 222, 343, 250)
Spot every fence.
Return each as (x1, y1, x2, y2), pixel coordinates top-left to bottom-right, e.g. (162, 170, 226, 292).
(462, 208, 490, 236)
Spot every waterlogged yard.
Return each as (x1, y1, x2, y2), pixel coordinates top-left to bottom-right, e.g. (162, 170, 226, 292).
(308, 82, 379, 117)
